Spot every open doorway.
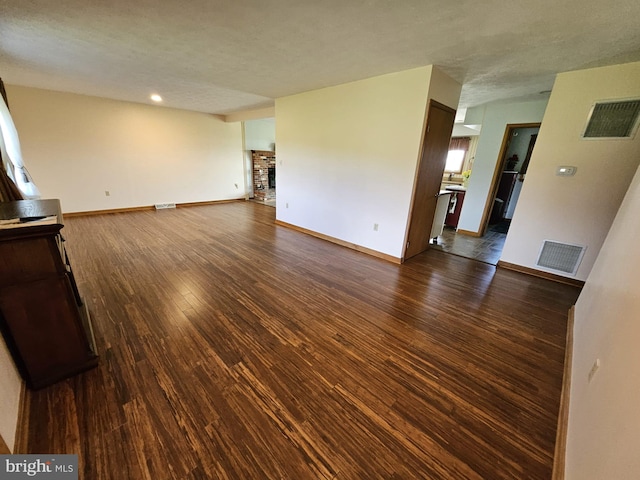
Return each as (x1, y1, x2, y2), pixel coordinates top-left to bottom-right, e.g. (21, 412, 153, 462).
(480, 123, 540, 237)
(244, 118, 276, 207)
(431, 124, 539, 265)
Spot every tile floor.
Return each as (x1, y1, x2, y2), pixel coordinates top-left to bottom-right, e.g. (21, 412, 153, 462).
(431, 223, 508, 265)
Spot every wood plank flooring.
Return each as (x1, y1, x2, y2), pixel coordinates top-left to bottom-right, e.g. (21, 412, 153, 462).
(25, 201, 581, 479)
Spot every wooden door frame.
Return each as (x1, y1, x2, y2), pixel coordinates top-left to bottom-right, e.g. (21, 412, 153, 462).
(402, 99, 457, 261)
(477, 122, 540, 237)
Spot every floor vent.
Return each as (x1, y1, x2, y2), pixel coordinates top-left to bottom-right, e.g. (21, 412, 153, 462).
(154, 203, 176, 210)
(536, 240, 585, 276)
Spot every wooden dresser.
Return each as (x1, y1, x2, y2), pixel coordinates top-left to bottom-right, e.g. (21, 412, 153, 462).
(0, 199, 97, 389)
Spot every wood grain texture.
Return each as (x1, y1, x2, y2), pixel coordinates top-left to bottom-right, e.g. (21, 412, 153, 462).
(274, 219, 402, 264)
(497, 261, 586, 288)
(13, 382, 30, 454)
(552, 306, 575, 480)
(62, 198, 245, 218)
(0, 432, 9, 454)
(24, 202, 580, 479)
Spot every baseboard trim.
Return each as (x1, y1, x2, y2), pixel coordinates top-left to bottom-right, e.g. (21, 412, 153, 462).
(13, 382, 30, 454)
(62, 198, 246, 217)
(456, 228, 481, 237)
(497, 261, 585, 288)
(176, 198, 245, 209)
(274, 220, 402, 264)
(552, 305, 575, 480)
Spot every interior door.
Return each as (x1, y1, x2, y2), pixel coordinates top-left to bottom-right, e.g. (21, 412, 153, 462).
(404, 100, 456, 260)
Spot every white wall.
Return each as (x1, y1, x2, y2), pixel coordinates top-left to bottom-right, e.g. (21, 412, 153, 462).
(457, 99, 548, 233)
(244, 118, 275, 151)
(275, 66, 460, 259)
(501, 62, 640, 280)
(504, 127, 539, 172)
(7, 85, 245, 213)
(0, 336, 22, 452)
(565, 162, 640, 479)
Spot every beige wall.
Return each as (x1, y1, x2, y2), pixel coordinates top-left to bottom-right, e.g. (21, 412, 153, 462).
(244, 118, 275, 151)
(7, 85, 245, 213)
(426, 66, 463, 111)
(500, 62, 640, 280)
(457, 99, 548, 233)
(0, 336, 22, 452)
(565, 162, 640, 479)
(275, 66, 460, 258)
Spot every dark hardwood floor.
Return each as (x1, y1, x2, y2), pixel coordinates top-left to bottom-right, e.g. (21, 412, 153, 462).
(25, 202, 580, 479)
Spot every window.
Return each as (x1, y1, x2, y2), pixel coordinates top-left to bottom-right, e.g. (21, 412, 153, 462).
(0, 88, 40, 198)
(444, 137, 470, 173)
(445, 149, 466, 173)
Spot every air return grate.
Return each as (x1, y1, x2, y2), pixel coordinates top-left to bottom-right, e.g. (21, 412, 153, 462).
(536, 240, 586, 276)
(583, 99, 640, 138)
(154, 203, 176, 210)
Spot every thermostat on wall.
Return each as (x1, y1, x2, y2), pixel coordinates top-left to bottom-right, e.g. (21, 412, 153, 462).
(556, 166, 577, 176)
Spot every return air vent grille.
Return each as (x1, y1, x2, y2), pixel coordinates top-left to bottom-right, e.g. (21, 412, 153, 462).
(583, 99, 640, 138)
(536, 240, 586, 276)
(155, 203, 176, 210)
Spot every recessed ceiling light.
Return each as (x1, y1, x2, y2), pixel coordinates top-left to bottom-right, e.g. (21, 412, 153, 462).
(150, 94, 163, 102)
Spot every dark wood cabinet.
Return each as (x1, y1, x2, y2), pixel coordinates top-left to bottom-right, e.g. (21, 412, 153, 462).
(445, 190, 465, 228)
(0, 199, 97, 389)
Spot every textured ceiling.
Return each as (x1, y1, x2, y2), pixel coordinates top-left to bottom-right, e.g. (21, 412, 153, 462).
(1, 0, 640, 115)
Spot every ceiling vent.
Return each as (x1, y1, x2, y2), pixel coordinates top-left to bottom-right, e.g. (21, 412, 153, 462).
(536, 240, 586, 276)
(582, 99, 640, 139)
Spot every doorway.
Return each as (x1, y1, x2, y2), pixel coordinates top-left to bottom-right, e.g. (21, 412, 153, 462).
(244, 118, 276, 207)
(480, 123, 540, 237)
(431, 123, 539, 265)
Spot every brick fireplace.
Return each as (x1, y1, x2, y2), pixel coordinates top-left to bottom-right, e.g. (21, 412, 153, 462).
(252, 150, 276, 202)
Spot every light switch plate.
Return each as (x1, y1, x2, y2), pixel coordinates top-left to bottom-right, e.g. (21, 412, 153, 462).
(557, 166, 577, 176)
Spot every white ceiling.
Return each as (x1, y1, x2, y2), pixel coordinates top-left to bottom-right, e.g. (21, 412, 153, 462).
(1, 0, 640, 115)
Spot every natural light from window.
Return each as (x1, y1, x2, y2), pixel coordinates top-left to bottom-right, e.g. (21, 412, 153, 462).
(445, 149, 465, 173)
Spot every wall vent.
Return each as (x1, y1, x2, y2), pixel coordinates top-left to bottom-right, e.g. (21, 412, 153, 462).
(536, 240, 586, 276)
(582, 99, 640, 139)
(154, 203, 176, 210)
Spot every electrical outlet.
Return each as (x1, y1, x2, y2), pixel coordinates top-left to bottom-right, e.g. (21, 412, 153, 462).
(286, 202, 289, 208)
(105, 190, 110, 196)
(373, 223, 379, 231)
(588, 358, 601, 382)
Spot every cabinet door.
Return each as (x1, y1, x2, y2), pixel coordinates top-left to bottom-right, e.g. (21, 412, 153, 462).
(445, 192, 465, 228)
(0, 276, 93, 388)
